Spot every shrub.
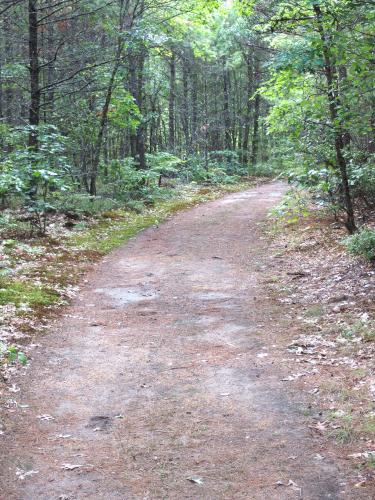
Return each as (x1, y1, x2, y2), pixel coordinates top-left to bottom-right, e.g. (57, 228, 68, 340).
(344, 228, 375, 261)
(54, 192, 121, 215)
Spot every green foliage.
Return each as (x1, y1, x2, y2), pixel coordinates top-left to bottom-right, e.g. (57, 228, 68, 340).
(0, 342, 27, 366)
(341, 319, 375, 342)
(108, 88, 141, 130)
(270, 190, 310, 226)
(344, 229, 375, 261)
(146, 152, 185, 177)
(259, 0, 375, 221)
(0, 125, 72, 234)
(0, 160, 25, 200)
(184, 151, 245, 185)
(55, 192, 121, 215)
(0, 280, 60, 307)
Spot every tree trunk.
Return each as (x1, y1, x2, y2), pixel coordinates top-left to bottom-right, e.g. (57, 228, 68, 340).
(313, 4, 356, 233)
(168, 51, 176, 152)
(251, 93, 260, 166)
(3, 16, 13, 127)
(129, 48, 147, 170)
(182, 56, 190, 153)
(222, 58, 231, 150)
(89, 56, 120, 196)
(28, 0, 40, 150)
(251, 55, 261, 167)
(191, 61, 198, 150)
(89, 0, 125, 195)
(242, 52, 253, 165)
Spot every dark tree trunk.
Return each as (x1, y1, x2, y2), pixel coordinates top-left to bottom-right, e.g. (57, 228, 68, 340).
(314, 4, 356, 233)
(28, 0, 40, 150)
(89, 0, 125, 195)
(3, 16, 13, 126)
(89, 56, 120, 196)
(191, 62, 198, 150)
(182, 56, 190, 152)
(251, 93, 260, 166)
(129, 48, 147, 170)
(168, 51, 176, 152)
(242, 52, 253, 165)
(251, 56, 261, 166)
(222, 58, 231, 150)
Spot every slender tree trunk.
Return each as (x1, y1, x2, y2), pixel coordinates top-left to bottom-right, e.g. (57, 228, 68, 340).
(129, 48, 147, 170)
(46, 3, 55, 119)
(168, 51, 176, 152)
(204, 73, 209, 169)
(191, 61, 198, 150)
(251, 93, 260, 166)
(136, 49, 146, 170)
(314, 4, 356, 233)
(222, 58, 231, 150)
(242, 52, 253, 165)
(0, 49, 3, 128)
(3, 16, 13, 126)
(182, 56, 190, 153)
(28, 0, 40, 150)
(251, 56, 261, 166)
(89, 0, 125, 195)
(89, 55, 121, 195)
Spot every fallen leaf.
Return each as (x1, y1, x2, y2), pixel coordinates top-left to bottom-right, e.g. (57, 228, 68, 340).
(187, 476, 204, 486)
(348, 451, 375, 460)
(61, 464, 83, 471)
(309, 421, 327, 434)
(16, 469, 39, 480)
(288, 479, 302, 496)
(8, 385, 20, 393)
(37, 414, 55, 421)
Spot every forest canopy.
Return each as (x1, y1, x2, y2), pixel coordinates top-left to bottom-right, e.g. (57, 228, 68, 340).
(0, 0, 374, 235)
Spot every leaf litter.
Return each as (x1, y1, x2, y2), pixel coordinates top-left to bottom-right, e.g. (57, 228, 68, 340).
(267, 198, 375, 488)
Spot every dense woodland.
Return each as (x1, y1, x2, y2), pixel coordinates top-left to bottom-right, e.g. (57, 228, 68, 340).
(0, 0, 374, 239)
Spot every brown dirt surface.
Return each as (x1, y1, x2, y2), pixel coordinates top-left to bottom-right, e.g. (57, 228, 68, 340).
(0, 182, 372, 499)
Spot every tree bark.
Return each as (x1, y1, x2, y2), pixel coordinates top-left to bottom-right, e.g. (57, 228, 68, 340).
(168, 51, 176, 152)
(242, 52, 253, 165)
(129, 48, 147, 170)
(89, 0, 125, 195)
(191, 59, 198, 150)
(182, 55, 190, 152)
(250, 53, 261, 167)
(314, 4, 356, 233)
(28, 0, 40, 150)
(222, 58, 231, 150)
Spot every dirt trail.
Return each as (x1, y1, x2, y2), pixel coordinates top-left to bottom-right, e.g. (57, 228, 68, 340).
(0, 182, 363, 499)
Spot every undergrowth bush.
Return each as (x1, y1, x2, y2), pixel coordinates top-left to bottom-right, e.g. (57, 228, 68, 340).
(344, 228, 375, 261)
(54, 193, 121, 215)
(184, 151, 245, 185)
(269, 190, 310, 226)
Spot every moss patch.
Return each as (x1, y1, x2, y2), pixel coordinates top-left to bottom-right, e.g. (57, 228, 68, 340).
(0, 281, 60, 307)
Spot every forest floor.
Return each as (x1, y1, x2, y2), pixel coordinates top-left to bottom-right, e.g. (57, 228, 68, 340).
(0, 181, 374, 499)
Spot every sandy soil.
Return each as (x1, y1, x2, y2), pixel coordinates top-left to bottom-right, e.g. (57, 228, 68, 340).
(0, 182, 368, 499)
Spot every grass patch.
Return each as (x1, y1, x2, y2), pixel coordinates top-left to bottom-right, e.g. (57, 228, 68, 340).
(331, 427, 356, 445)
(362, 417, 375, 436)
(0, 281, 60, 307)
(305, 304, 324, 318)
